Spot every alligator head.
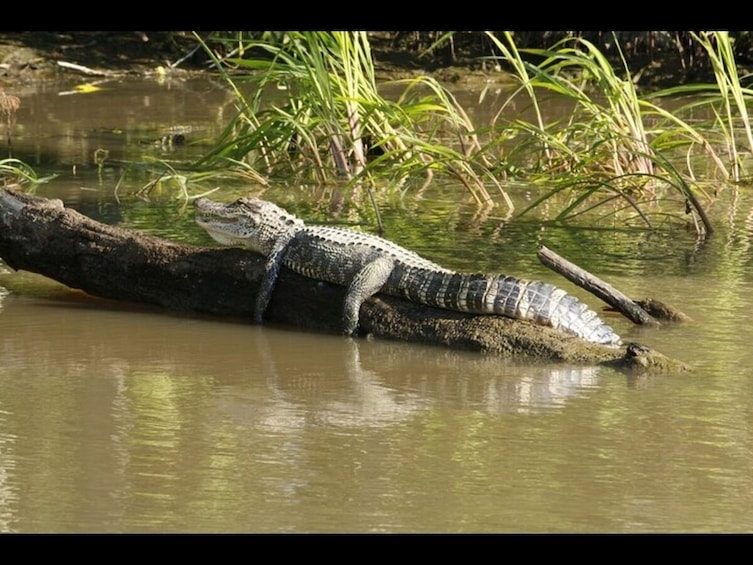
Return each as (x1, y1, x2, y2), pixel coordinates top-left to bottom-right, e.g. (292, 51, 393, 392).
(194, 197, 303, 254)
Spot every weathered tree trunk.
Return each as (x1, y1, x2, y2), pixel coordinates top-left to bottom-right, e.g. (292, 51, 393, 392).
(0, 188, 689, 372)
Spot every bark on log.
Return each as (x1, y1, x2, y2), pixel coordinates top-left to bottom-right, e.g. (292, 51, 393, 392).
(0, 188, 689, 373)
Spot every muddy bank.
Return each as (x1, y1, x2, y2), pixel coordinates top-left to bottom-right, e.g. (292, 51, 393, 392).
(0, 31, 206, 83)
(0, 31, 487, 84)
(0, 31, 735, 88)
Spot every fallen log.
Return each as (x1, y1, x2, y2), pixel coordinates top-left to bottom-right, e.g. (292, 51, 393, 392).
(0, 188, 689, 372)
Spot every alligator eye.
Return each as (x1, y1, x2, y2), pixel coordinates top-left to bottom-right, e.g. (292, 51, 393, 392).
(239, 199, 261, 213)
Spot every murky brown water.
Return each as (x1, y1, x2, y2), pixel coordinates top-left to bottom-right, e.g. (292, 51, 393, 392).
(1, 75, 753, 533)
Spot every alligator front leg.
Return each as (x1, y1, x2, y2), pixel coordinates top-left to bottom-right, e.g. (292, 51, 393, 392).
(343, 255, 395, 335)
(254, 236, 293, 324)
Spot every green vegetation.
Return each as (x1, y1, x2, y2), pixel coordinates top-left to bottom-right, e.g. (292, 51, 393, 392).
(191, 31, 508, 223)
(178, 31, 753, 237)
(4, 31, 753, 238)
(0, 158, 45, 187)
(690, 31, 753, 182)
(479, 32, 716, 234)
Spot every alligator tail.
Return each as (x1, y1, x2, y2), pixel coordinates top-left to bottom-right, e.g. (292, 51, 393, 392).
(390, 270, 621, 345)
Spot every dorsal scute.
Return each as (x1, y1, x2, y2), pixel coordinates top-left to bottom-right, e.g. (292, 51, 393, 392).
(301, 225, 449, 272)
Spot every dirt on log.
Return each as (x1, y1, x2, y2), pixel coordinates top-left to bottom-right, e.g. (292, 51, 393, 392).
(0, 188, 689, 373)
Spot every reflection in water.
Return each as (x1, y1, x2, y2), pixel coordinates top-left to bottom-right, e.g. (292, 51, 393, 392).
(12, 77, 236, 172)
(3, 257, 753, 532)
(0, 291, 609, 532)
(0, 407, 16, 533)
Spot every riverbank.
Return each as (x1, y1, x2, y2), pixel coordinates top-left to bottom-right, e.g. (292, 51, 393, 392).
(0, 31, 734, 88)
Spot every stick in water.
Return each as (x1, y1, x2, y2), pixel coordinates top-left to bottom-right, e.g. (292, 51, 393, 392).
(537, 245, 658, 326)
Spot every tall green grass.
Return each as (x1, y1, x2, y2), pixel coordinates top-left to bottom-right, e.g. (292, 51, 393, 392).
(193, 31, 509, 214)
(690, 31, 753, 182)
(478, 31, 726, 235)
(144, 31, 753, 237)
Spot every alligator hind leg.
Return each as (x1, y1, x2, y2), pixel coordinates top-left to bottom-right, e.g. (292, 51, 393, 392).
(343, 256, 395, 335)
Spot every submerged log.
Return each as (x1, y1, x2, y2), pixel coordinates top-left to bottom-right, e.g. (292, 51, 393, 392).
(0, 188, 689, 373)
(634, 298, 693, 323)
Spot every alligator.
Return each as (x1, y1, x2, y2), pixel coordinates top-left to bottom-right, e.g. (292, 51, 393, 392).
(193, 196, 622, 346)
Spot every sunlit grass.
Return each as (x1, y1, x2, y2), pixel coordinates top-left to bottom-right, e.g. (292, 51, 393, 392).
(474, 31, 732, 235)
(128, 31, 753, 237)
(690, 31, 753, 182)
(192, 31, 511, 216)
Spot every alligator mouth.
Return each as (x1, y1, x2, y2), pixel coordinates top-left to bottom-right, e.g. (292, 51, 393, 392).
(196, 223, 248, 246)
(195, 214, 239, 225)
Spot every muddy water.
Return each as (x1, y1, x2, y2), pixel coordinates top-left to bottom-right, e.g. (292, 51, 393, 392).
(2, 76, 753, 533)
